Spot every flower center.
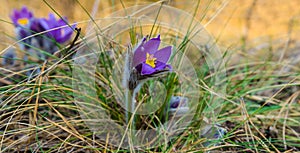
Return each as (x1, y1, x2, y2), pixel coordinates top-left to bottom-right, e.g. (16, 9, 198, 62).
(17, 18, 29, 26)
(145, 53, 156, 68)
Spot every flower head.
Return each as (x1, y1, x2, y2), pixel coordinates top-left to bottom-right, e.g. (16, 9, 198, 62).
(10, 6, 33, 27)
(169, 96, 188, 109)
(39, 13, 76, 43)
(133, 35, 172, 75)
(168, 96, 189, 118)
(10, 6, 35, 50)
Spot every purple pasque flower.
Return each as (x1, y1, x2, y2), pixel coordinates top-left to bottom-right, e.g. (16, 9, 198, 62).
(169, 96, 188, 109)
(133, 35, 172, 75)
(10, 6, 34, 27)
(10, 7, 37, 51)
(39, 13, 76, 43)
(168, 96, 189, 117)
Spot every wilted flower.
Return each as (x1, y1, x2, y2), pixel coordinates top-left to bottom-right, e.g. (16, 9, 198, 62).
(10, 6, 33, 27)
(133, 35, 172, 75)
(39, 13, 76, 43)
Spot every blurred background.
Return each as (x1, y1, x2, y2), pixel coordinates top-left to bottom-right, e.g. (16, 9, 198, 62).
(0, 0, 299, 86)
(1, 0, 299, 71)
(1, 0, 299, 47)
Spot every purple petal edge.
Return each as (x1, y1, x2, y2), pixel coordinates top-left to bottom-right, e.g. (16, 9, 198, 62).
(154, 46, 172, 63)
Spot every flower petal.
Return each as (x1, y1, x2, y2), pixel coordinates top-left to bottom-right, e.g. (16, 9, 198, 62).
(39, 18, 49, 30)
(132, 37, 147, 67)
(132, 35, 161, 67)
(142, 35, 160, 54)
(10, 10, 19, 26)
(154, 61, 167, 70)
(57, 17, 68, 27)
(10, 6, 34, 27)
(141, 63, 156, 75)
(48, 13, 57, 24)
(21, 6, 33, 18)
(38, 14, 75, 43)
(154, 46, 172, 63)
(57, 23, 76, 43)
(135, 60, 171, 76)
(30, 18, 43, 32)
(19, 29, 30, 39)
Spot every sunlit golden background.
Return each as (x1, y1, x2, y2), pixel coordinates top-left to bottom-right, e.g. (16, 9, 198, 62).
(0, 0, 300, 49)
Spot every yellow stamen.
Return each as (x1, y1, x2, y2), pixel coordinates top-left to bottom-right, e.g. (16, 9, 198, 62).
(17, 18, 29, 26)
(145, 53, 156, 68)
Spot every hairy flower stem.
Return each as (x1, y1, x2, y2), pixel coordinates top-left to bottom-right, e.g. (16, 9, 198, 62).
(124, 86, 130, 124)
(130, 89, 135, 129)
(124, 85, 138, 146)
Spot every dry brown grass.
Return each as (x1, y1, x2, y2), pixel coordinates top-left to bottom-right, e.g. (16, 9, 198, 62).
(1, 0, 300, 152)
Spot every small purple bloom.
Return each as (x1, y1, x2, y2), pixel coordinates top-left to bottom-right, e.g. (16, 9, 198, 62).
(10, 7, 36, 50)
(169, 96, 188, 109)
(10, 6, 33, 27)
(39, 13, 76, 43)
(133, 35, 172, 75)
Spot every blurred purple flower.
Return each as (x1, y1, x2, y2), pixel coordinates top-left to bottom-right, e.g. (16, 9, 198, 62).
(29, 18, 44, 33)
(10, 6, 33, 27)
(133, 35, 172, 75)
(9, 6, 76, 61)
(39, 13, 76, 43)
(10, 6, 34, 50)
(14, 27, 32, 50)
(2, 48, 17, 66)
(10, 7, 76, 45)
